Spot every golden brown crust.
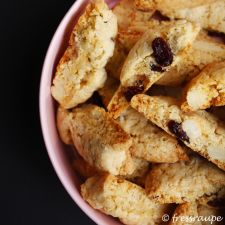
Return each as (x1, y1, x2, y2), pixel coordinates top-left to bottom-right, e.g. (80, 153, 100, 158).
(131, 95, 225, 171)
(81, 174, 169, 225)
(117, 107, 188, 163)
(51, 0, 117, 108)
(60, 105, 135, 175)
(145, 156, 225, 204)
(181, 61, 225, 112)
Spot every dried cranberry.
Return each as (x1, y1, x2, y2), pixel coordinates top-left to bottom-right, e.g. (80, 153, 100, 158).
(150, 64, 165, 72)
(207, 198, 225, 208)
(152, 37, 173, 67)
(168, 120, 190, 143)
(124, 81, 145, 101)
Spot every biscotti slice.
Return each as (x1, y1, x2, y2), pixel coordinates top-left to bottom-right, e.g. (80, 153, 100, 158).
(65, 105, 134, 175)
(166, 1, 225, 34)
(134, 0, 225, 33)
(131, 95, 225, 171)
(145, 156, 225, 204)
(108, 21, 200, 118)
(117, 107, 188, 163)
(116, 28, 225, 87)
(81, 174, 169, 225)
(169, 202, 201, 225)
(51, 0, 117, 109)
(120, 20, 199, 89)
(97, 76, 119, 107)
(157, 34, 225, 86)
(181, 61, 225, 112)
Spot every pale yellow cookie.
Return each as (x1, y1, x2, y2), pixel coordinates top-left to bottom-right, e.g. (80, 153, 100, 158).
(181, 61, 225, 112)
(117, 107, 188, 163)
(145, 156, 225, 204)
(51, 0, 117, 108)
(157, 34, 225, 86)
(131, 95, 225, 171)
(61, 105, 134, 175)
(81, 174, 169, 225)
(108, 21, 200, 118)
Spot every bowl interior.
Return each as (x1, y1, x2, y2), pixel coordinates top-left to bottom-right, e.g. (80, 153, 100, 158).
(40, 0, 121, 224)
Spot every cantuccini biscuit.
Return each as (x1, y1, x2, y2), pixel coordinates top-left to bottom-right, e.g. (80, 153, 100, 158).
(131, 95, 225, 171)
(81, 174, 169, 225)
(51, 0, 117, 108)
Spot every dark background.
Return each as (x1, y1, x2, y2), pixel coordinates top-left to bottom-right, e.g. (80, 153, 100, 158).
(0, 1, 95, 224)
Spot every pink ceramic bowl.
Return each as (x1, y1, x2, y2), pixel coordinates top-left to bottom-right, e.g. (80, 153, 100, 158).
(39, 0, 121, 224)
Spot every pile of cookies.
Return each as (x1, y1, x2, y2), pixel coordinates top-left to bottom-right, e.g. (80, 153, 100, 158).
(51, 0, 225, 224)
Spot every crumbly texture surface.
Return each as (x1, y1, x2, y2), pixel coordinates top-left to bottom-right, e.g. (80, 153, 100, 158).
(181, 61, 225, 111)
(62, 105, 134, 175)
(117, 107, 188, 163)
(108, 21, 200, 118)
(81, 174, 169, 225)
(120, 157, 149, 187)
(169, 202, 201, 225)
(157, 34, 225, 86)
(145, 156, 225, 204)
(166, 1, 225, 34)
(120, 20, 200, 87)
(131, 95, 225, 171)
(51, 0, 117, 109)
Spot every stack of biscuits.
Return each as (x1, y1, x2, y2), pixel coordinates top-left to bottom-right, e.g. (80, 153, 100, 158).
(51, 0, 225, 224)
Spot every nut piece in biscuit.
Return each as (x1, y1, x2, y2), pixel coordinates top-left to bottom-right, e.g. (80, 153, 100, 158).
(145, 156, 225, 204)
(131, 94, 225, 171)
(117, 107, 188, 163)
(181, 61, 225, 112)
(67, 105, 134, 175)
(108, 21, 200, 118)
(51, 0, 117, 108)
(81, 174, 169, 225)
(169, 202, 200, 225)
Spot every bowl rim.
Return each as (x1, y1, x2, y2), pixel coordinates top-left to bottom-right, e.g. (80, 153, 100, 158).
(39, 0, 119, 224)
